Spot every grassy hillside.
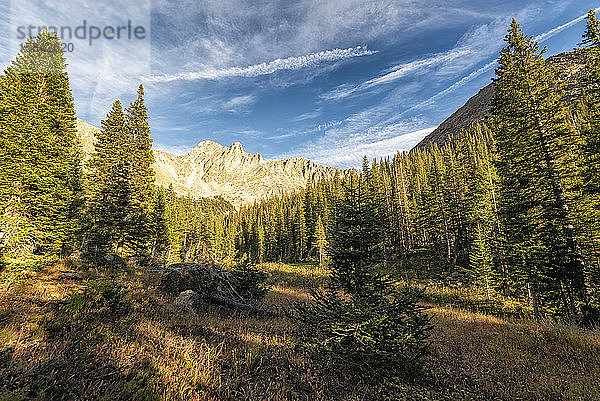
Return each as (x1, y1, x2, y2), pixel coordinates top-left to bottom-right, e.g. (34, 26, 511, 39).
(1, 262, 599, 400)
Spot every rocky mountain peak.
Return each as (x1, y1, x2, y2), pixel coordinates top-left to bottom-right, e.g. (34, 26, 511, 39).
(76, 121, 339, 207)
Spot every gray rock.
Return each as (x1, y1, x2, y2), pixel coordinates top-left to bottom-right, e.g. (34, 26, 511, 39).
(175, 290, 202, 312)
(59, 271, 83, 281)
(158, 263, 227, 296)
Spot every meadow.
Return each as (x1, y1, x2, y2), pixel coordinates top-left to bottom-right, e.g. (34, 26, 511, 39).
(1, 261, 599, 401)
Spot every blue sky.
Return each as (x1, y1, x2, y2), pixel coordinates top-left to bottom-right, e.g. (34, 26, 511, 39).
(1, 0, 596, 167)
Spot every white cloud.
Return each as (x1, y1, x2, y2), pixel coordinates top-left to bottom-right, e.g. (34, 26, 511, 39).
(291, 109, 322, 122)
(144, 46, 376, 83)
(321, 15, 514, 101)
(223, 94, 256, 112)
(285, 126, 436, 168)
(322, 48, 472, 100)
(405, 11, 592, 114)
(535, 13, 587, 43)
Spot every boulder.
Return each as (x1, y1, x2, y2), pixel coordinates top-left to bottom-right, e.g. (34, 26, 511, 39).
(59, 271, 83, 281)
(175, 290, 203, 312)
(158, 263, 228, 297)
(158, 263, 278, 316)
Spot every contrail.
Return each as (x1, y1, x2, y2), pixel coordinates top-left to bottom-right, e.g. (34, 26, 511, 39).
(410, 11, 590, 111)
(144, 46, 376, 83)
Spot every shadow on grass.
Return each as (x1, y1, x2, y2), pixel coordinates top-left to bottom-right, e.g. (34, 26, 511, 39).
(0, 300, 160, 401)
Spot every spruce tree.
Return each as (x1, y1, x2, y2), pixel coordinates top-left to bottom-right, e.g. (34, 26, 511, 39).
(576, 10, 600, 304)
(327, 173, 384, 298)
(149, 188, 169, 259)
(84, 100, 132, 258)
(294, 173, 431, 376)
(580, 9, 600, 50)
(0, 31, 82, 258)
(124, 84, 155, 256)
(315, 216, 327, 267)
(492, 19, 586, 318)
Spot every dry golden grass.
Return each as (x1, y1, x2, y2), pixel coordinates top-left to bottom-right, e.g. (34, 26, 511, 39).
(0, 261, 599, 400)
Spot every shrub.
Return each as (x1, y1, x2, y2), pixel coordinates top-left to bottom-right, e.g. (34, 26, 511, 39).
(294, 285, 432, 377)
(61, 278, 129, 323)
(229, 256, 271, 304)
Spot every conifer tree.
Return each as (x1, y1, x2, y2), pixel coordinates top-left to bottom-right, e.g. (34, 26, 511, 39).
(492, 19, 586, 318)
(315, 216, 328, 267)
(85, 100, 132, 257)
(124, 84, 155, 255)
(293, 173, 431, 376)
(576, 10, 600, 301)
(149, 188, 169, 259)
(0, 31, 82, 257)
(580, 9, 600, 50)
(327, 173, 384, 298)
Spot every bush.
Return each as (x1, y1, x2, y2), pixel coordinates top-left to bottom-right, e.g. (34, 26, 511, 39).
(230, 256, 271, 304)
(61, 278, 129, 323)
(294, 285, 432, 377)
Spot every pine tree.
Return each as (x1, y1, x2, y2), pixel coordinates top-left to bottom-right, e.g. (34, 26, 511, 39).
(85, 100, 132, 258)
(576, 10, 600, 304)
(580, 10, 600, 50)
(293, 173, 431, 376)
(315, 216, 327, 267)
(492, 19, 586, 318)
(124, 84, 155, 256)
(149, 188, 169, 259)
(0, 31, 82, 258)
(327, 173, 384, 298)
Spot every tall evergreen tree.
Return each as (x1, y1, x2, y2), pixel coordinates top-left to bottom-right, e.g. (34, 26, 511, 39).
(327, 173, 384, 298)
(492, 19, 586, 318)
(315, 216, 327, 267)
(580, 9, 600, 50)
(0, 31, 82, 258)
(124, 85, 155, 255)
(576, 10, 600, 302)
(85, 100, 132, 257)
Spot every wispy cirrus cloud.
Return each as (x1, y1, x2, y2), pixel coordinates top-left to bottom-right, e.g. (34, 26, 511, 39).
(275, 124, 436, 167)
(145, 46, 376, 83)
(223, 94, 256, 112)
(285, 9, 589, 168)
(322, 48, 472, 100)
(404, 11, 592, 114)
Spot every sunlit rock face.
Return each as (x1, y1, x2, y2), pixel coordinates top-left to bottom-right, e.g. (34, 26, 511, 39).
(77, 120, 339, 207)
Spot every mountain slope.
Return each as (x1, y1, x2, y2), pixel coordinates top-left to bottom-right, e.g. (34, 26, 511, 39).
(414, 51, 588, 149)
(76, 119, 339, 206)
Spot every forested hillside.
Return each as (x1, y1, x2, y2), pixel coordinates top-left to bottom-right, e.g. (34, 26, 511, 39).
(197, 16, 600, 323)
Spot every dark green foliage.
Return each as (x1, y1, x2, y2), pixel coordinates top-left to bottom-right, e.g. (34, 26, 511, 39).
(575, 11, 600, 307)
(61, 278, 130, 324)
(82, 86, 168, 265)
(0, 31, 82, 258)
(294, 170, 432, 377)
(492, 19, 586, 319)
(230, 255, 271, 304)
(296, 286, 431, 376)
(85, 100, 132, 258)
(580, 9, 600, 50)
(327, 172, 385, 298)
